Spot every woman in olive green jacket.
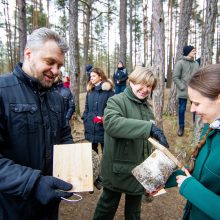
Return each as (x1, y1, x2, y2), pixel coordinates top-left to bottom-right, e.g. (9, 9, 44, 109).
(168, 64, 220, 220)
(93, 67, 169, 220)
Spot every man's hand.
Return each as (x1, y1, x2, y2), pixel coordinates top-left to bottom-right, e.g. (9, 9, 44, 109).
(34, 176, 73, 204)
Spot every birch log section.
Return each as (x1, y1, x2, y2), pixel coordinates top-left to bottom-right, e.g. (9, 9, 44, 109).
(148, 137, 183, 168)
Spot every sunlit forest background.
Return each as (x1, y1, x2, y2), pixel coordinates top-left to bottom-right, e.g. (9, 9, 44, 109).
(0, 0, 219, 130)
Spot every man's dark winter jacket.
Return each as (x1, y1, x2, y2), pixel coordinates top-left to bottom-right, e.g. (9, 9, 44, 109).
(54, 83, 75, 121)
(0, 63, 73, 220)
(83, 81, 114, 144)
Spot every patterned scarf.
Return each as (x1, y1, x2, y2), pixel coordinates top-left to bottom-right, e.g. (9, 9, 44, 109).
(210, 117, 220, 129)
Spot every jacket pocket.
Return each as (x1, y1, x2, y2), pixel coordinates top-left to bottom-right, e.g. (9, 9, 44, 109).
(113, 162, 135, 174)
(48, 104, 62, 132)
(10, 103, 38, 134)
(112, 162, 142, 193)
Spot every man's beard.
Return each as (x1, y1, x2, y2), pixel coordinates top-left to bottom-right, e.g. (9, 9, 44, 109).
(38, 79, 53, 89)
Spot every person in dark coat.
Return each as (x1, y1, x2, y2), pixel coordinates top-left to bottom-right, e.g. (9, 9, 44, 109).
(54, 71, 75, 124)
(113, 60, 128, 94)
(83, 67, 114, 189)
(0, 28, 74, 220)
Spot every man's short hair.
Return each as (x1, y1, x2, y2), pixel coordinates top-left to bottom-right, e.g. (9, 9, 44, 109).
(26, 27, 69, 53)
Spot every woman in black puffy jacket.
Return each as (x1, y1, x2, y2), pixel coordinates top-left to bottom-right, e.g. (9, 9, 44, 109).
(83, 67, 114, 153)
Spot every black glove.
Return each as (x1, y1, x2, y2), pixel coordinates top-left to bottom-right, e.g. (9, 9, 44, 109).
(150, 124, 169, 148)
(34, 176, 73, 205)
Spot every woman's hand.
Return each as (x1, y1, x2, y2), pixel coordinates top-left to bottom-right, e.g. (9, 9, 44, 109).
(176, 168, 191, 188)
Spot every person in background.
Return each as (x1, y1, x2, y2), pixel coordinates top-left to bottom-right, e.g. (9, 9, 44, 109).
(54, 70, 75, 124)
(166, 64, 220, 220)
(63, 76, 70, 88)
(173, 45, 199, 136)
(113, 60, 128, 94)
(93, 67, 169, 220)
(86, 64, 93, 81)
(0, 27, 74, 220)
(60, 67, 70, 88)
(83, 67, 114, 190)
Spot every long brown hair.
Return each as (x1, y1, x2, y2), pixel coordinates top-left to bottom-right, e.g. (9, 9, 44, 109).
(87, 67, 107, 92)
(188, 64, 220, 173)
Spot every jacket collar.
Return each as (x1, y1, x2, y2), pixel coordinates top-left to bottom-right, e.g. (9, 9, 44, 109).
(183, 56, 194, 62)
(210, 117, 220, 130)
(124, 87, 148, 104)
(94, 83, 102, 91)
(13, 62, 51, 94)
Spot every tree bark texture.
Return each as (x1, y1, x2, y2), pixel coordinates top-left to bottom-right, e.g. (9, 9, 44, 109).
(80, 0, 91, 93)
(152, 0, 165, 128)
(201, 0, 218, 66)
(69, 0, 80, 115)
(143, 0, 148, 67)
(166, 0, 193, 115)
(17, 0, 27, 62)
(166, 0, 173, 89)
(119, 0, 127, 65)
(128, 0, 133, 73)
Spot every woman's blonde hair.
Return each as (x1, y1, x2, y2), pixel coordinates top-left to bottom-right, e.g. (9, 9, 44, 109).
(128, 66, 157, 90)
(87, 67, 108, 92)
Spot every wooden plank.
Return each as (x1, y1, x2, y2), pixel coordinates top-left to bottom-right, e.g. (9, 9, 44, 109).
(53, 143, 93, 192)
(148, 137, 183, 168)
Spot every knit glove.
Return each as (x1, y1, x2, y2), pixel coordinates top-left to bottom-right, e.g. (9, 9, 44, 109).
(150, 124, 169, 148)
(94, 116, 103, 124)
(34, 176, 73, 205)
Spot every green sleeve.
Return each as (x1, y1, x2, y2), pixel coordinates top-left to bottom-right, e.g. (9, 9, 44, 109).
(103, 96, 152, 139)
(173, 61, 185, 90)
(165, 169, 185, 188)
(180, 177, 220, 219)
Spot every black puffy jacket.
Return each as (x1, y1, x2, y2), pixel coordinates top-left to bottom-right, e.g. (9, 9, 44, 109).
(83, 81, 114, 144)
(0, 63, 73, 220)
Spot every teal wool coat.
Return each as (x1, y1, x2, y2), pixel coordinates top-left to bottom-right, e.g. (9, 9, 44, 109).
(167, 125, 220, 220)
(101, 87, 154, 195)
(180, 125, 220, 220)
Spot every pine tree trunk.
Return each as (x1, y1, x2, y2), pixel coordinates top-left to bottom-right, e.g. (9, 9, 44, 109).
(69, 0, 80, 115)
(143, 0, 148, 67)
(128, 0, 133, 73)
(165, 0, 193, 115)
(152, 0, 165, 128)
(17, 0, 27, 62)
(119, 0, 127, 64)
(166, 0, 173, 89)
(201, 0, 218, 65)
(80, 0, 91, 92)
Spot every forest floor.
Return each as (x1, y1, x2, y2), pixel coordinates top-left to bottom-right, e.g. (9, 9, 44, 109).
(58, 88, 195, 220)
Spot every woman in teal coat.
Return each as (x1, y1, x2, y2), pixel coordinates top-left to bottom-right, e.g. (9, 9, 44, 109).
(171, 64, 220, 220)
(93, 67, 169, 220)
